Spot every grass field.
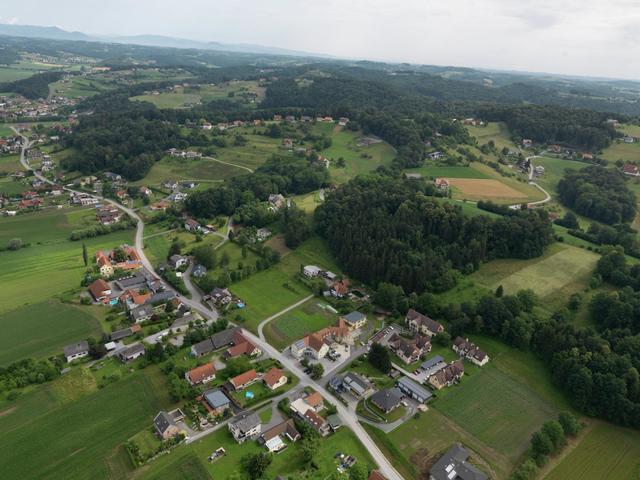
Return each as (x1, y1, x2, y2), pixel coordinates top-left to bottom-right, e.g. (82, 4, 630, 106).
(264, 298, 339, 350)
(532, 156, 588, 194)
(0, 123, 16, 137)
(544, 421, 640, 480)
(601, 141, 640, 162)
(0, 300, 103, 365)
(213, 133, 284, 171)
(0, 67, 36, 82)
(131, 92, 202, 109)
(467, 122, 517, 151)
(136, 155, 242, 187)
(404, 165, 492, 179)
(0, 153, 21, 173)
(0, 368, 171, 480)
(449, 178, 527, 199)
(0, 229, 134, 314)
(143, 230, 224, 267)
(467, 242, 599, 311)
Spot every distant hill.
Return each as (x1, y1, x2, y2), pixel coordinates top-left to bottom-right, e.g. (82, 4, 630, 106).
(0, 24, 91, 41)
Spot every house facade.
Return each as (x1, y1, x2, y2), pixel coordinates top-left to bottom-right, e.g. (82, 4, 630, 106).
(228, 411, 261, 443)
(405, 309, 444, 337)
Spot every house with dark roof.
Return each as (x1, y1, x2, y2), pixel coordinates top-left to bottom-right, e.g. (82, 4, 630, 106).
(429, 443, 488, 480)
(342, 372, 374, 398)
(428, 361, 465, 390)
(115, 272, 147, 291)
(63, 341, 89, 363)
(228, 410, 261, 443)
(388, 333, 431, 364)
(110, 327, 135, 341)
(453, 337, 490, 367)
(259, 418, 300, 450)
(169, 254, 189, 270)
(304, 409, 330, 435)
(405, 309, 444, 336)
(154, 410, 183, 440)
(207, 287, 233, 306)
(340, 311, 367, 330)
(130, 304, 155, 323)
(190, 327, 242, 357)
(420, 355, 447, 377)
(397, 376, 433, 403)
(370, 388, 403, 413)
(202, 389, 231, 416)
(118, 343, 146, 363)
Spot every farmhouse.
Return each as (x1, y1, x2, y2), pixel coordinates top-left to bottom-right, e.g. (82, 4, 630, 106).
(453, 337, 490, 366)
(227, 369, 258, 391)
(370, 387, 403, 413)
(397, 376, 433, 403)
(228, 410, 261, 443)
(429, 443, 488, 480)
(186, 363, 217, 386)
(202, 389, 231, 416)
(63, 341, 89, 363)
(434, 178, 450, 191)
(340, 311, 367, 330)
(263, 367, 287, 390)
(88, 279, 111, 302)
(406, 309, 444, 336)
(428, 361, 465, 390)
(623, 163, 640, 176)
(118, 343, 146, 363)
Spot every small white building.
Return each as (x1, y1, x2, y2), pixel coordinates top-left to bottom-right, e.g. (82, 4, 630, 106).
(303, 265, 322, 278)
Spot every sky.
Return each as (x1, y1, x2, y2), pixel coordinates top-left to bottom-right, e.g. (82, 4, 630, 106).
(2, 0, 640, 80)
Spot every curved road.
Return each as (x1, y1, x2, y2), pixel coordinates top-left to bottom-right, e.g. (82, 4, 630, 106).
(526, 154, 552, 206)
(16, 129, 405, 480)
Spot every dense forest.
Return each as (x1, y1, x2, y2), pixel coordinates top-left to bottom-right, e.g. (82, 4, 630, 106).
(315, 176, 553, 294)
(0, 71, 64, 99)
(62, 113, 184, 180)
(557, 166, 636, 224)
(186, 155, 330, 217)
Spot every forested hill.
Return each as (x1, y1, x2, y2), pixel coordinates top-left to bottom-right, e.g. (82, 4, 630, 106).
(315, 176, 554, 294)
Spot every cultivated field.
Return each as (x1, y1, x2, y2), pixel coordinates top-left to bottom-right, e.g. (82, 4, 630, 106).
(544, 421, 640, 480)
(0, 300, 103, 365)
(448, 178, 527, 199)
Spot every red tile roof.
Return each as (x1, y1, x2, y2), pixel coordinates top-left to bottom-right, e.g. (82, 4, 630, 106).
(187, 363, 216, 384)
(230, 369, 257, 389)
(263, 368, 285, 388)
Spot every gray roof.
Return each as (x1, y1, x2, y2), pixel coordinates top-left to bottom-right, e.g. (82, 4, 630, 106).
(229, 410, 260, 432)
(120, 343, 145, 359)
(398, 376, 433, 401)
(421, 355, 445, 371)
(203, 389, 230, 409)
(131, 304, 154, 321)
(370, 388, 403, 411)
(171, 314, 196, 330)
(343, 311, 366, 324)
(211, 327, 241, 349)
(154, 411, 176, 434)
(63, 340, 89, 357)
(115, 272, 147, 289)
(343, 372, 371, 396)
(192, 338, 215, 356)
(147, 291, 176, 305)
(327, 414, 342, 429)
(429, 443, 488, 480)
(110, 328, 133, 341)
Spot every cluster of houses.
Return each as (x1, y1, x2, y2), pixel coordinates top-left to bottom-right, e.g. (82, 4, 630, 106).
(0, 135, 22, 154)
(96, 204, 123, 225)
(0, 93, 78, 120)
(302, 265, 362, 300)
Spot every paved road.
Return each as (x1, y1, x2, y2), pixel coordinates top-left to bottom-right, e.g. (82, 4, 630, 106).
(526, 154, 552, 206)
(16, 130, 405, 480)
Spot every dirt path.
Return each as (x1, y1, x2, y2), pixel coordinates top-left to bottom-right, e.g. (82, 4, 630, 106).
(202, 155, 253, 173)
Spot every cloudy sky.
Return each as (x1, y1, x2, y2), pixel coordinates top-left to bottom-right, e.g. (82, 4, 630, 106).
(3, 0, 640, 79)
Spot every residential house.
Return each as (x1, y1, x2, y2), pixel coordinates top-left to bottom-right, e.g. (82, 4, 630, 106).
(304, 409, 330, 436)
(388, 333, 431, 365)
(623, 163, 640, 176)
(290, 318, 350, 360)
(228, 369, 258, 391)
(582, 152, 594, 161)
(370, 388, 403, 413)
(88, 279, 111, 302)
(303, 265, 322, 278)
(202, 389, 231, 416)
(522, 139, 533, 148)
(130, 304, 155, 323)
(190, 327, 242, 357)
(340, 311, 367, 330)
(96, 252, 114, 277)
(268, 193, 286, 210)
(282, 138, 293, 148)
(228, 410, 261, 443)
(154, 411, 182, 440)
(428, 361, 465, 390)
(186, 363, 217, 386)
(63, 341, 89, 363)
(327, 414, 342, 432)
(260, 419, 300, 452)
(338, 117, 349, 126)
(110, 326, 137, 342)
(330, 278, 350, 298)
(405, 309, 444, 336)
(397, 376, 433, 403)
(118, 343, 146, 363)
(420, 355, 446, 377)
(452, 337, 490, 366)
(429, 443, 488, 480)
(139, 186, 152, 196)
(427, 151, 444, 160)
(342, 372, 374, 398)
(207, 287, 233, 306)
(434, 178, 450, 191)
(184, 218, 201, 232)
(290, 394, 330, 436)
(262, 367, 287, 390)
(169, 254, 189, 270)
(170, 313, 198, 334)
(256, 228, 271, 241)
(224, 333, 261, 359)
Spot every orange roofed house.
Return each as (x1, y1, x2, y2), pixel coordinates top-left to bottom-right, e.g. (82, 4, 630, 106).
(262, 367, 287, 390)
(95, 245, 142, 277)
(227, 369, 258, 391)
(186, 363, 217, 386)
(224, 330, 262, 359)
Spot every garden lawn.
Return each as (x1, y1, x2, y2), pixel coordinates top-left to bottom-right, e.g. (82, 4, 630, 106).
(0, 369, 171, 480)
(0, 300, 103, 365)
(0, 229, 134, 314)
(544, 421, 640, 480)
(264, 298, 339, 350)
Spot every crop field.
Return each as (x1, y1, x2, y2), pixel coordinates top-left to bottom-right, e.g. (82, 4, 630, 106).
(0, 67, 35, 82)
(469, 242, 599, 310)
(434, 365, 559, 461)
(466, 122, 517, 151)
(0, 229, 134, 314)
(404, 164, 492, 179)
(0, 300, 102, 365)
(264, 298, 339, 350)
(448, 178, 527, 199)
(544, 421, 640, 480)
(0, 369, 171, 480)
(139, 423, 374, 480)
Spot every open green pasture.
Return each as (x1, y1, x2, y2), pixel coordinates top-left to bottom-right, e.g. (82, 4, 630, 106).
(466, 122, 517, 151)
(0, 67, 35, 82)
(0, 300, 103, 365)
(404, 164, 492, 179)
